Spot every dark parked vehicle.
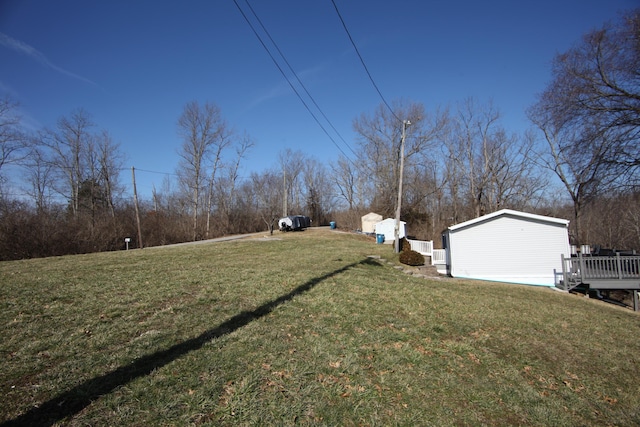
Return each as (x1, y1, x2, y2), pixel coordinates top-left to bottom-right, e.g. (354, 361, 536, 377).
(278, 215, 311, 231)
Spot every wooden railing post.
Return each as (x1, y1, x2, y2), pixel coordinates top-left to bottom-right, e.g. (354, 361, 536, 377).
(578, 252, 586, 282)
(561, 254, 569, 291)
(616, 252, 623, 280)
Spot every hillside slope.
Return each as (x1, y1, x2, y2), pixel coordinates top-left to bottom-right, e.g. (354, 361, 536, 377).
(1, 229, 639, 426)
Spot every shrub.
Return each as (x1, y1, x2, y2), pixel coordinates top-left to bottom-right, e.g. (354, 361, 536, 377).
(399, 249, 425, 266)
(400, 237, 411, 252)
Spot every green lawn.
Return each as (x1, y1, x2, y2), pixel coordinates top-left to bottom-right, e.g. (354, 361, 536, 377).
(1, 229, 639, 426)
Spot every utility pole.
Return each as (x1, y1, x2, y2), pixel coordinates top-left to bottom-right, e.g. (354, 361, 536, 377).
(283, 167, 287, 217)
(394, 120, 410, 253)
(131, 166, 143, 249)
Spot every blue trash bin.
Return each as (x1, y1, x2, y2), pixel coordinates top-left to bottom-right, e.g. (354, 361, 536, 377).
(330, 221, 336, 229)
(376, 234, 385, 244)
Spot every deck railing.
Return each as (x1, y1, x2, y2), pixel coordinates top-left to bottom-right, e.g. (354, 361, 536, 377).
(407, 239, 447, 266)
(407, 239, 433, 257)
(560, 253, 640, 291)
(432, 249, 447, 265)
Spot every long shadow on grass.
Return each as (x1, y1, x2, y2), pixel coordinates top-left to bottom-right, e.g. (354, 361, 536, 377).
(3, 258, 381, 427)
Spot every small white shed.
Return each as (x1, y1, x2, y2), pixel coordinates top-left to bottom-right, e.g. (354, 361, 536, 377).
(374, 218, 406, 244)
(361, 212, 383, 234)
(443, 209, 570, 287)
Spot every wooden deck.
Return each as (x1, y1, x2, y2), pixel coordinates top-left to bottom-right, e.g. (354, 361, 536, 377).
(560, 253, 640, 310)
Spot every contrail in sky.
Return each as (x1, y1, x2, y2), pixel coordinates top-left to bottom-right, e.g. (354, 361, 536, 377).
(0, 32, 96, 86)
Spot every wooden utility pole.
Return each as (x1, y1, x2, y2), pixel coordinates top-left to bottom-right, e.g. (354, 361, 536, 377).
(394, 120, 410, 253)
(131, 166, 143, 249)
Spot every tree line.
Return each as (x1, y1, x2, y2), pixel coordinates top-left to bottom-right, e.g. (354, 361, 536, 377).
(0, 9, 638, 260)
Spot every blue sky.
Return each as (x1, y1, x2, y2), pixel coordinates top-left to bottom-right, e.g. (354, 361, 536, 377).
(0, 0, 636, 199)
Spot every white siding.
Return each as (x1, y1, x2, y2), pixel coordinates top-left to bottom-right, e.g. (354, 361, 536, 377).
(374, 219, 406, 243)
(448, 213, 570, 286)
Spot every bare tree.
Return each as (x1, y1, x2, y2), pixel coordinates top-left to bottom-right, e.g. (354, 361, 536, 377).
(215, 133, 254, 234)
(528, 113, 615, 243)
(37, 110, 125, 225)
(250, 170, 282, 234)
(279, 149, 305, 216)
(301, 157, 334, 225)
(40, 109, 94, 217)
(352, 104, 403, 215)
(530, 9, 640, 190)
(556, 9, 640, 177)
(176, 101, 228, 241)
(621, 192, 640, 249)
(329, 155, 371, 230)
(449, 98, 500, 218)
(444, 99, 546, 221)
(402, 157, 443, 238)
(331, 155, 364, 211)
(96, 131, 125, 219)
(0, 97, 28, 180)
(441, 129, 464, 224)
(23, 145, 55, 214)
(577, 191, 640, 249)
(352, 101, 447, 217)
(11, 108, 128, 256)
(483, 129, 547, 212)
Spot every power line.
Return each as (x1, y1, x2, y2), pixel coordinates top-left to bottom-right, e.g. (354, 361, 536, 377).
(132, 167, 177, 177)
(232, 0, 356, 162)
(241, 0, 359, 160)
(330, 0, 401, 123)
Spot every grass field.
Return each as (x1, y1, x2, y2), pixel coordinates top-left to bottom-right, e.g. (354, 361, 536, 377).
(1, 229, 639, 426)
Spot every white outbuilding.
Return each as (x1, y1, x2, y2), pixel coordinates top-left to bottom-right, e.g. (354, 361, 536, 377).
(442, 209, 571, 287)
(361, 212, 383, 234)
(374, 218, 406, 244)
